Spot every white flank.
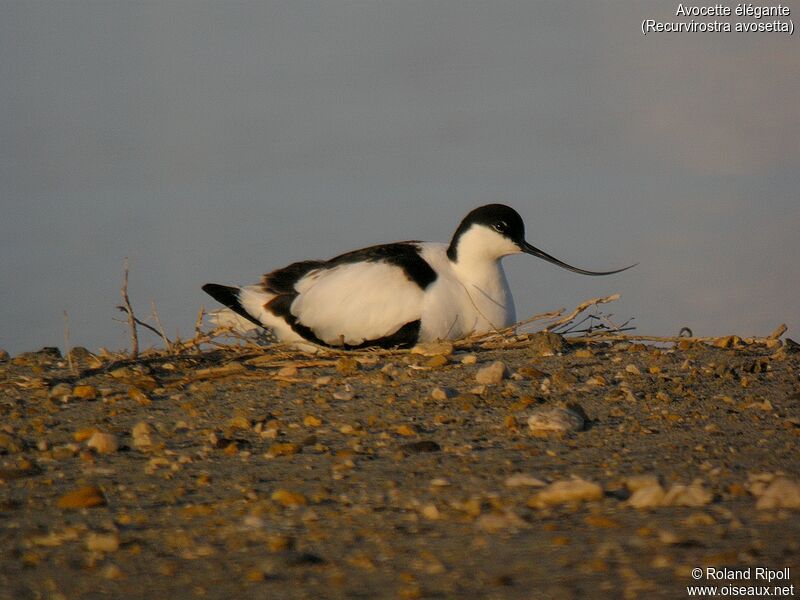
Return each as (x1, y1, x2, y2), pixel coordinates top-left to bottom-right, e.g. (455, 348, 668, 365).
(292, 261, 424, 345)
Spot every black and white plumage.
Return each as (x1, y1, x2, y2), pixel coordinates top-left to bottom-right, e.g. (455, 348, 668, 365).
(203, 204, 634, 351)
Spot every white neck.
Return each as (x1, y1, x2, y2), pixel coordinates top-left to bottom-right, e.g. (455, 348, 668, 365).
(449, 226, 519, 328)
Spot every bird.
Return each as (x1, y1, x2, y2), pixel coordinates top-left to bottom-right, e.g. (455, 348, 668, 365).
(202, 204, 634, 351)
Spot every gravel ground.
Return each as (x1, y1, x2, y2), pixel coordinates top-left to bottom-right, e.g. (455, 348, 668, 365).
(1, 334, 798, 600)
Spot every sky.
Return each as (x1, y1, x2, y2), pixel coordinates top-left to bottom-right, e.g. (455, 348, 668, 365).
(1, 1, 798, 354)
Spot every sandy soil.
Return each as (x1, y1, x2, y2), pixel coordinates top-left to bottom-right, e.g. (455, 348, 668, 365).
(1, 334, 798, 599)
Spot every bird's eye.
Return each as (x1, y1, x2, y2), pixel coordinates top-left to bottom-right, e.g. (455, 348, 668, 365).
(493, 221, 508, 233)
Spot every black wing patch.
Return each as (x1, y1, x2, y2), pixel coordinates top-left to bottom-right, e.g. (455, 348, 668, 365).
(262, 242, 437, 295)
(327, 242, 437, 290)
(262, 260, 325, 295)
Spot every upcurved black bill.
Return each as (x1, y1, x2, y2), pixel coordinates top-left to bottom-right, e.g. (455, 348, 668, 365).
(521, 241, 636, 276)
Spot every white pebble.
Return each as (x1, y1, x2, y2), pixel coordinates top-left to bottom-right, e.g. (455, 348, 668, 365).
(475, 361, 508, 385)
(756, 478, 800, 510)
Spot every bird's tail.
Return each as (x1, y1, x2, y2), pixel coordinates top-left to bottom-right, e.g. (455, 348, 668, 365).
(202, 283, 265, 329)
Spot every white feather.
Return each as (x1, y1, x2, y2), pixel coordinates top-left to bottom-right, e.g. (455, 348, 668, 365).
(417, 242, 515, 341)
(291, 261, 424, 345)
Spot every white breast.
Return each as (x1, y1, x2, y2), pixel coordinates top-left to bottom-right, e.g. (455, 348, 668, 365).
(291, 261, 425, 345)
(417, 244, 515, 341)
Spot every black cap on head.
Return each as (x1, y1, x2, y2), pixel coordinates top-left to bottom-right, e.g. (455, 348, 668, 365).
(447, 204, 525, 260)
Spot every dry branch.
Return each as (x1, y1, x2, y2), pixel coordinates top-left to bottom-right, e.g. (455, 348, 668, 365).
(119, 258, 139, 358)
(150, 301, 174, 353)
(568, 324, 788, 348)
(544, 293, 621, 332)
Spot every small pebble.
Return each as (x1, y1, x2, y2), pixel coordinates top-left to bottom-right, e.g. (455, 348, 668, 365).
(72, 385, 98, 400)
(411, 341, 454, 357)
(527, 331, 566, 355)
(127, 387, 151, 405)
(682, 512, 715, 527)
(0, 433, 25, 454)
(527, 406, 585, 434)
(109, 367, 134, 379)
(755, 478, 800, 510)
(131, 422, 154, 449)
(475, 511, 527, 532)
(85, 532, 120, 552)
(475, 361, 508, 385)
(271, 489, 307, 507)
(629, 481, 712, 508)
(662, 482, 712, 507)
(86, 432, 119, 454)
(101, 564, 123, 579)
(276, 365, 299, 377)
(529, 479, 603, 508)
(57, 486, 106, 509)
(426, 355, 449, 369)
(505, 473, 547, 488)
(303, 415, 322, 427)
(265, 443, 301, 458)
(460, 354, 478, 365)
(74, 428, 98, 442)
(628, 484, 667, 509)
(48, 383, 72, 400)
(335, 357, 359, 375)
(30, 529, 79, 547)
(52, 444, 80, 460)
(430, 387, 455, 401)
(266, 534, 294, 552)
(421, 504, 440, 520)
(227, 415, 250, 430)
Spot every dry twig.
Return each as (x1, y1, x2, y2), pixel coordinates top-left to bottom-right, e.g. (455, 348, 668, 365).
(150, 301, 174, 353)
(544, 293, 621, 332)
(119, 258, 139, 358)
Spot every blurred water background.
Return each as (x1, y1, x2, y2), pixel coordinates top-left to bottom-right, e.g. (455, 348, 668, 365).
(1, 1, 798, 354)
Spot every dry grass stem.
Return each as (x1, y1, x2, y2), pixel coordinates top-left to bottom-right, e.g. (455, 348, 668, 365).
(119, 258, 139, 359)
(150, 301, 174, 353)
(194, 305, 205, 337)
